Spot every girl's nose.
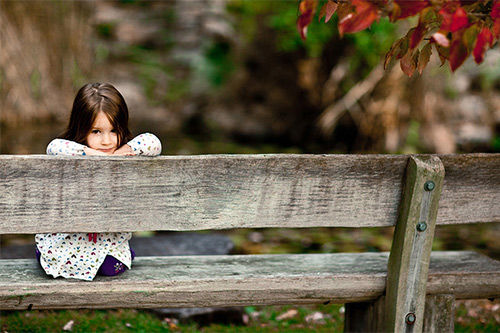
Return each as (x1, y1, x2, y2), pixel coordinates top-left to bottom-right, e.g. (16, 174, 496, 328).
(102, 133, 112, 145)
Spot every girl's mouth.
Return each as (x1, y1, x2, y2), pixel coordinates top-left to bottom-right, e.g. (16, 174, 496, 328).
(98, 148, 114, 153)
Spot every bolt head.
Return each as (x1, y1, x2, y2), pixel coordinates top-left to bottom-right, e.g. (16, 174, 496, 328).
(424, 181, 435, 191)
(405, 312, 416, 325)
(416, 222, 427, 232)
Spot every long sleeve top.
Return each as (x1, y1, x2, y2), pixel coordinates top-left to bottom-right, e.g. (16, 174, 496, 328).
(36, 133, 162, 281)
(46, 133, 162, 156)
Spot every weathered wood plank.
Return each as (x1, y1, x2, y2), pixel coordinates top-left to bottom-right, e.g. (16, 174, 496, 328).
(423, 294, 454, 333)
(0, 154, 498, 233)
(385, 156, 445, 332)
(438, 154, 499, 226)
(0, 251, 499, 310)
(344, 296, 385, 332)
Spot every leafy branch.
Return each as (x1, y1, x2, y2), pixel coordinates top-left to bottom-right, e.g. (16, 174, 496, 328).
(298, 0, 500, 76)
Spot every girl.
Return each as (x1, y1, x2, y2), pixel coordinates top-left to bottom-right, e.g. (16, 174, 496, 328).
(36, 82, 161, 281)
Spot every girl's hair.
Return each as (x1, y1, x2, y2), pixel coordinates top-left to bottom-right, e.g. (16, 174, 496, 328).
(62, 83, 132, 147)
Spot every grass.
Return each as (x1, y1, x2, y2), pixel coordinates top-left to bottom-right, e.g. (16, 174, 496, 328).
(2, 304, 344, 333)
(2, 300, 499, 332)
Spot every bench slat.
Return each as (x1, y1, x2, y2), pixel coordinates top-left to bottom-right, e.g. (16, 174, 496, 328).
(0, 154, 498, 233)
(1, 251, 499, 310)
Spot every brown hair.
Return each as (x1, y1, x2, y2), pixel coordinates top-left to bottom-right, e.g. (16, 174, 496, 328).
(62, 83, 132, 147)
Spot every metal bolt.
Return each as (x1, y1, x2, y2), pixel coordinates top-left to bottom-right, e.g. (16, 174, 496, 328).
(416, 222, 427, 232)
(424, 180, 435, 191)
(405, 312, 416, 325)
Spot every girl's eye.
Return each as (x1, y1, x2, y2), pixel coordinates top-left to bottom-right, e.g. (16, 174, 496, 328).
(91, 130, 100, 134)
(111, 129, 116, 133)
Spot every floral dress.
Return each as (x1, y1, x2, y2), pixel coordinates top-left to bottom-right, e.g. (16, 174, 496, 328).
(36, 133, 162, 281)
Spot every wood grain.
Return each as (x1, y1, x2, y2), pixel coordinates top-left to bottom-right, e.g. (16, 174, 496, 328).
(423, 294, 455, 333)
(0, 251, 499, 310)
(385, 156, 445, 332)
(344, 296, 385, 332)
(0, 154, 498, 233)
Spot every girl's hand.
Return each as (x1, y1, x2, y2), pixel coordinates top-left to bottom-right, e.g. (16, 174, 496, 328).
(83, 147, 110, 156)
(113, 144, 135, 156)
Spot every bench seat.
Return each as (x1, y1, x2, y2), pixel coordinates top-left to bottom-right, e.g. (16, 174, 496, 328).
(1, 251, 499, 310)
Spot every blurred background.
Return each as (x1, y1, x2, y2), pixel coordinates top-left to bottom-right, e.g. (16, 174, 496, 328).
(1, 1, 499, 330)
(1, 0, 499, 155)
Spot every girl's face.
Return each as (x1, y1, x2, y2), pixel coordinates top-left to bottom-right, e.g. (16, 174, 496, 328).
(85, 112, 118, 154)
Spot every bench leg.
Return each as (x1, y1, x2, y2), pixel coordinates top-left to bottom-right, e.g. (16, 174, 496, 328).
(423, 294, 455, 333)
(344, 296, 385, 332)
(344, 294, 454, 332)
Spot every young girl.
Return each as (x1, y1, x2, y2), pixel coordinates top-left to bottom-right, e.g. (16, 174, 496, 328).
(36, 82, 161, 281)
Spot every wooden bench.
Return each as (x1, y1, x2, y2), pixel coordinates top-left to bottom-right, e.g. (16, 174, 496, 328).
(1, 154, 499, 332)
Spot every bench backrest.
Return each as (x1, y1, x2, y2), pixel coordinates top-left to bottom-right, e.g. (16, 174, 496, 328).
(1, 154, 498, 234)
(1, 153, 499, 332)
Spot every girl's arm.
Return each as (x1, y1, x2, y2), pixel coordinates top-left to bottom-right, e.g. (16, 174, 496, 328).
(46, 139, 107, 156)
(47, 139, 86, 156)
(121, 133, 162, 157)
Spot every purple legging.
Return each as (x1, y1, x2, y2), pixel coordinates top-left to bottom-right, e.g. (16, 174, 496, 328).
(36, 248, 135, 277)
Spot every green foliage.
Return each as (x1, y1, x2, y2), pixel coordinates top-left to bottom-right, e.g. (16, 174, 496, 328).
(29, 69, 41, 100)
(202, 41, 235, 87)
(70, 61, 87, 91)
(3, 301, 497, 332)
(454, 300, 500, 332)
(402, 120, 422, 154)
(345, 18, 397, 74)
(0, 305, 343, 332)
(95, 23, 116, 39)
(228, 0, 337, 58)
(95, 44, 110, 65)
(492, 135, 500, 152)
(228, 0, 396, 59)
(477, 53, 500, 90)
(0, 309, 175, 332)
(118, 0, 149, 6)
(125, 46, 189, 103)
(226, 0, 397, 90)
(267, 2, 337, 57)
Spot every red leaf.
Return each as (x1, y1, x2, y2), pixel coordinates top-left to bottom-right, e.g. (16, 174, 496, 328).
(439, 5, 468, 32)
(336, 2, 355, 22)
(418, 43, 433, 74)
(473, 27, 493, 64)
(493, 19, 500, 38)
(492, 0, 500, 19)
(492, 1, 500, 37)
(450, 7, 469, 32)
(390, 3, 401, 21)
(400, 49, 419, 77)
(338, 0, 379, 36)
(319, 0, 338, 23)
(393, 0, 430, 20)
(419, 7, 436, 25)
(385, 37, 405, 69)
(463, 23, 480, 52)
(434, 43, 450, 66)
(449, 32, 468, 71)
(297, 0, 318, 40)
(410, 22, 427, 49)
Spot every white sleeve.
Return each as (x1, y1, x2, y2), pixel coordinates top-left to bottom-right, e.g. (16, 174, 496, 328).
(127, 133, 162, 156)
(46, 139, 87, 156)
